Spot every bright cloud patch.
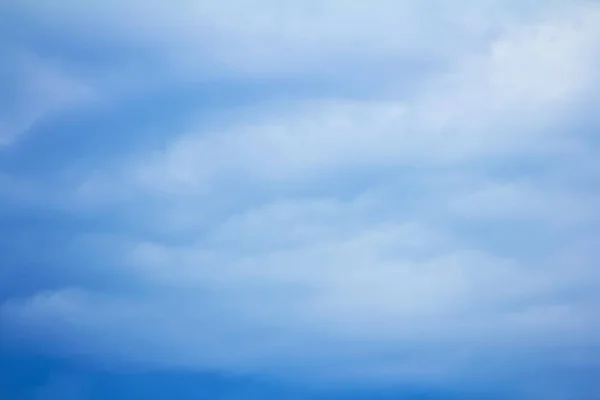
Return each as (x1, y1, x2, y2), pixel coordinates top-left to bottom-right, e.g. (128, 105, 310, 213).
(1, 1, 600, 399)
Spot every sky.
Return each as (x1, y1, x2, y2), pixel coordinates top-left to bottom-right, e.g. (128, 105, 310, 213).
(1, 1, 600, 399)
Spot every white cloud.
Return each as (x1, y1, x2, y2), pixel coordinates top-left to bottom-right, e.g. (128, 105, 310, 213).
(5, 0, 587, 77)
(446, 180, 597, 224)
(2, 211, 599, 380)
(1, 0, 600, 393)
(68, 2, 597, 200)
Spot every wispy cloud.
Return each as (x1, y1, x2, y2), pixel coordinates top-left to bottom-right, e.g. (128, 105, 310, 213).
(1, 1, 600, 398)
(0, 50, 94, 147)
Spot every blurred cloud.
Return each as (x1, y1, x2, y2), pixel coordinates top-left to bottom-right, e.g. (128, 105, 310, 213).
(1, 1, 600, 399)
(0, 50, 94, 147)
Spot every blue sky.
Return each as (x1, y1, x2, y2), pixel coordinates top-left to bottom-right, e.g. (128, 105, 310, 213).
(1, 1, 600, 399)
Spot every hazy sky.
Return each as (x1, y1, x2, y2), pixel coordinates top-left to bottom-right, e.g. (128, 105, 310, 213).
(1, 1, 600, 399)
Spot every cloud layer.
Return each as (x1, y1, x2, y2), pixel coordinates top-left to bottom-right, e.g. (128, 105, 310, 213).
(1, 1, 600, 398)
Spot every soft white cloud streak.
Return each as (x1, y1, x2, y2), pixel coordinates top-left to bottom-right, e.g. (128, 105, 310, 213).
(0, 50, 94, 147)
(5, 0, 586, 76)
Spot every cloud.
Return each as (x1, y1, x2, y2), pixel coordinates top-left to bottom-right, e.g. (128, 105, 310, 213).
(68, 2, 599, 204)
(0, 50, 95, 147)
(0, 1, 500, 75)
(1, 0, 600, 398)
(7, 0, 594, 79)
